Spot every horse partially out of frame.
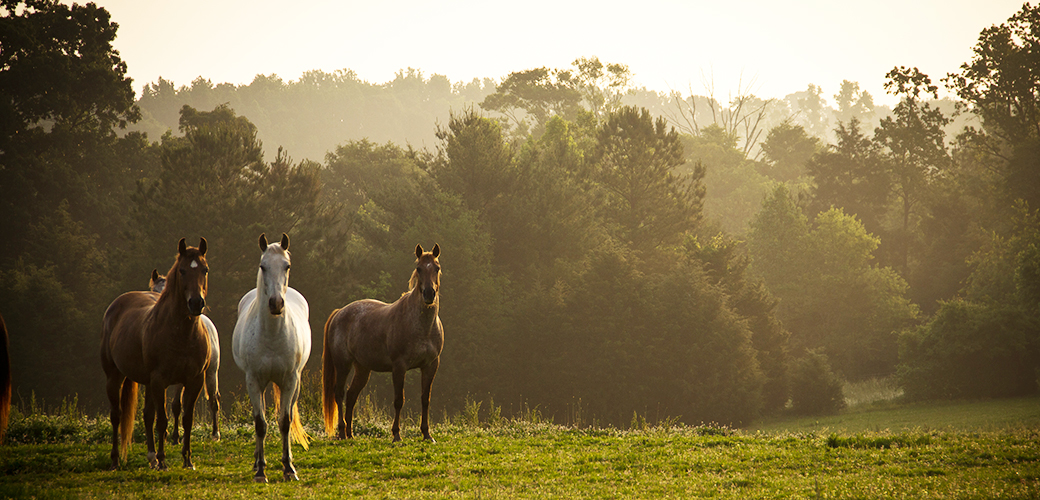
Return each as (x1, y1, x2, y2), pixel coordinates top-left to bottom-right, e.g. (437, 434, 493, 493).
(100, 238, 212, 470)
(149, 270, 221, 444)
(232, 233, 311, 483)
(322, 243, 444, 443)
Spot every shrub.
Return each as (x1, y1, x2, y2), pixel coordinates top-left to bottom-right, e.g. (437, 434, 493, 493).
(898, 299, 1040, 401)
(790, 349, 846, 415)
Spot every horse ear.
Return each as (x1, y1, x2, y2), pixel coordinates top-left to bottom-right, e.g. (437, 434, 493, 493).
(178, 237, 187, 256)
(259, 233, 268, 251)
(198, 237, 207, 256)
(432, 243, 440, 258)
(415, 244, 423, 259)
(151, 269, 159, 281)
(280, 233, 290, 251)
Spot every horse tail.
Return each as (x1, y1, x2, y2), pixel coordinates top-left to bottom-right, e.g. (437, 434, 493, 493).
(321, 308, 340, 437)
(0, 314, 10, 444)
(273, 384, 310, 450)
(118, 379, 138, 461)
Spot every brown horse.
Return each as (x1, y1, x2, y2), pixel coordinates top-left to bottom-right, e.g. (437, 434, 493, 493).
(100, 238, 211, 470)
(0, 313, 10, 445)
(149, 270, 221, 445)
(322, 244, 443, 442)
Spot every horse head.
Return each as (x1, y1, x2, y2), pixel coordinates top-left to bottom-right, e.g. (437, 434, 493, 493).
(258, 233, 291, 316)
(413, 243, 441, 306)
(174, 237, 209, 317)
(149, 269, 166, 293)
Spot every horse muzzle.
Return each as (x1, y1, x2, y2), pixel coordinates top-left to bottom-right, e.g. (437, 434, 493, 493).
(421, 287, 437, 305)
(268, 296, 285, 316)
(188, 297, 206, 316)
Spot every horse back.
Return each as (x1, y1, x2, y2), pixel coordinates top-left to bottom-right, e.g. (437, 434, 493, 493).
(101, 291, 158, 382)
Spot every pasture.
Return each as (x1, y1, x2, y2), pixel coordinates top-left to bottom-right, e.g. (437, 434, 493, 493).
(1, 395, 1039, 498)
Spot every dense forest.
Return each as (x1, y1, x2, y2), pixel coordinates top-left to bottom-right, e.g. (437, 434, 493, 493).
(1, 0, 1037, 427)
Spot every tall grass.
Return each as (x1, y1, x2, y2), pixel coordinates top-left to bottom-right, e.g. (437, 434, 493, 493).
(843, 377, 904, 408)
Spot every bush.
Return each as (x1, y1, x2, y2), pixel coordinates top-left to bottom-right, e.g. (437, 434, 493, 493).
(898, 299, 1040, 401)
(790, 349, 846, 415)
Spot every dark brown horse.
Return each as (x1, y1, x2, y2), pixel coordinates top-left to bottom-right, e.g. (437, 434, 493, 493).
(0, 313, 10, 445)
(149, 270, 221, 445)
(100, 238, 211, 470)
(322, 244, 443, 442)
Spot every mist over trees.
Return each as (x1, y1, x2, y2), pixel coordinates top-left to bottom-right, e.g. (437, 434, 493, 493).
(2, 0, 1038, 426)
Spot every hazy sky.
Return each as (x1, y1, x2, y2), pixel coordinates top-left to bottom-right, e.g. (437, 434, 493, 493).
(92, 0, 1024, 107)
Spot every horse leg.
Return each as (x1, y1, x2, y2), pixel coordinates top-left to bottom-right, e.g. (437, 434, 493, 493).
(420, 360, 439, 443)
(332, 362, 352, 440)
(246, 376, 268, 483)
(151, 385, 170, 470)
(391, 364, 406, 443)
(143, 386, 159, 469)
(342, 365, 370, 440)
(180, 378, 203, 469)
(106, 374, 124, 470)
(207, 371, 221, 441)
(168, 385, 182, 446)
(279, 376, 301, 481)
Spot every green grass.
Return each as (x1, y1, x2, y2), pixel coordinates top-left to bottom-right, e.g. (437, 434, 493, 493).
(1, 397, 1040, 498)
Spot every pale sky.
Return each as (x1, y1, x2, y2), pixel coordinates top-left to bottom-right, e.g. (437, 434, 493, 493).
(92, 0, 1024, 108)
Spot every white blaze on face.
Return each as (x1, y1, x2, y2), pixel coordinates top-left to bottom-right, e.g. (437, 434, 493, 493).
(191, 260, 199, 269)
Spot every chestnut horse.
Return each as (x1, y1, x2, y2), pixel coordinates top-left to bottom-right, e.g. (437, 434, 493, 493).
(149, 270, 221, 444)
(100, 238, 211, 470)
(232, 233, 310, 483)
(322, 243, 443, 443)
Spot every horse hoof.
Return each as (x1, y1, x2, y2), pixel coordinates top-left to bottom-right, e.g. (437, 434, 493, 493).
(183, 461, 195, 470)
(147, 452, 158, 468)
(254, 475, 268, 484)
(424, 437, 437, 444)
(211, 432, 221, 442)
(284, 472, 299, 482)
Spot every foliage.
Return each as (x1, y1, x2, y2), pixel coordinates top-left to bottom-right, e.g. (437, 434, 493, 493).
(594, 106, 703, 252)
(479, 57, 632, 137)
(899, 203, 1040, 401)
(684, 124, 770, 234)
(875, 66, 952, 274)
(899, 299, 1039, 401)
(759, 121, 820, 183)
(748, 186, 919, 380)
(946, 2, 1040, 210)
(789, 349, 846, 415)
(0, 0, 147, 404)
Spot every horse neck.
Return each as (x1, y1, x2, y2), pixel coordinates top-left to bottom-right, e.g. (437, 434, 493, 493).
(152, 287, 201, 333)
(404, 287, 439, 332)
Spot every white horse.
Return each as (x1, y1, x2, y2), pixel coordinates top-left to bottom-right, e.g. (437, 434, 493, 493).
(149, 270, 221, 444)
(232, 233, 311, 483)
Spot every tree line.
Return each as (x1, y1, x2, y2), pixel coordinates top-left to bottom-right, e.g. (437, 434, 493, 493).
(1, 0, 1037, 426)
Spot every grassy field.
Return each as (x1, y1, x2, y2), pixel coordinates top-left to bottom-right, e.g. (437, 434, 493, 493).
(1, 396, 1039, 499)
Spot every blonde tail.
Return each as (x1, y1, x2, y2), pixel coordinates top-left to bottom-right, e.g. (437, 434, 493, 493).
(273, 384, 310, 450)
(322, 309, 340, 436)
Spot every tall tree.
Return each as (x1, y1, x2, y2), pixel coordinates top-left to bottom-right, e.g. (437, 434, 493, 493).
(759, 121, 820, 183)
(594, 106, 703, 252)
(0, 0, 146, 406)
(806, 118, 890, 237)
(946, 2, 1040, 209)
(833, 80, 875, 125)
(875, 67, 951, 275)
